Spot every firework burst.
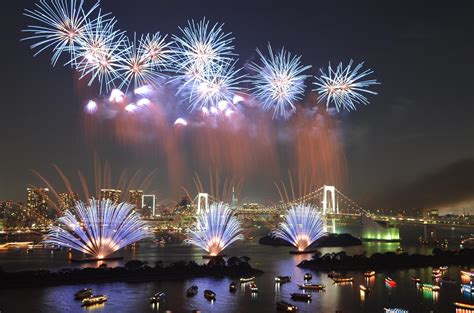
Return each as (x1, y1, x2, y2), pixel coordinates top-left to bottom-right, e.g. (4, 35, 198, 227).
(313, 60, 379, 112)
(248, 44, 312, 119)
(186, 202, 243, 256)
(72, 12, 128, 92)
(44, 199, 151, 259)
(272, 204, 326, 251)
(22, 0, 101, 66)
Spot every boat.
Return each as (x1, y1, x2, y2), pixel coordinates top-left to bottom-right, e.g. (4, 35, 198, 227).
(363, 271, 375, 277)
(298, 283, 326, 291)
(385, 277, 397, 287)
(186, 286, 198, 297)
(396, 246, 404, 252)
(410, 277, 421, 283)
(359, 285, 369, 292)
(333, 277, 354, 283)
(276, 301, 299, 312)
(290, 293, 311, 301)
(250, 282, 258, 293)
(275, 276, 291, 283)
(454, 302, 474, 310)
(328, 271, 342, 278)
(240, 276, 255, 283)
(432, 269, 441, 275)
(439, 266, 448, 271)
(461, 284, 474, 293)
(204, 290, 216, 301)
(150, 291, 165, 303)
(460, 270, 474, 278)
(304, 273, 312, 280)
(74, 288, 93, 300)
(383, 308, 408, 313)
(82, 295, 107, 306)
(419, 284, 440, 292)
(229, 282, 237, 292)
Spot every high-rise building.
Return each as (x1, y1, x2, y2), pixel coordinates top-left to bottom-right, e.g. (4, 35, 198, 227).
(129, 190, 144, 211)
(58, 192, 79, 211)
(100, 189, 121, 203)
(27, 187, 49, 218)
(142, 195, 156, 217)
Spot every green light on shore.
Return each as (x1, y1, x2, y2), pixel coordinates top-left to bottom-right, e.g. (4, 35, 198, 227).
(362, 227, 400, 241)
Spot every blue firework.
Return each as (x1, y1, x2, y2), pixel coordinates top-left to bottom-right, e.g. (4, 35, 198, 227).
(314, 60, 379, 112)
(44, 199, 151, 259)
(22, 0, 100, 66)
(248, 44, 312, 119)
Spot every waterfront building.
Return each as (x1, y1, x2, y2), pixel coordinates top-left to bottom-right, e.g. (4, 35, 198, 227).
(26, 187, 49, 218)
(128, 190, 144, 211)
(100, 189, 121, 203)
(142, 194, 156, 217)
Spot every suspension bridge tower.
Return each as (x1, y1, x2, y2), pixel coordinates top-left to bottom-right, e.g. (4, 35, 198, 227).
(196, 193, 209, 214)
(321, 185, 338, 233)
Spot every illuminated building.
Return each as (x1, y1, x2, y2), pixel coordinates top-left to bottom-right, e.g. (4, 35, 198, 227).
(142, 194, 156, 217)
(242, 203, 260, 211)
(58, 192, 79, 211)
(361, 215, 400, 242)
(129, 190, 144, 211)
(100, 189, 122, 203)
(27, 187, 49, 218)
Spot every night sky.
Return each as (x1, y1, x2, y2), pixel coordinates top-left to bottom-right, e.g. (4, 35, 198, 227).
(0, 0, 473, 211)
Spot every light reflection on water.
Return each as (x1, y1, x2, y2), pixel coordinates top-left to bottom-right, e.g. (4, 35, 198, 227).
(0, 225, 473, 312)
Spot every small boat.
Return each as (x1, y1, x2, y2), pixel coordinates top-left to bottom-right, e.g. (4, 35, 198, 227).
(229, 282, 237, 292)
(74, 288, 93, 300)
(383, 308, 408, 313)
(204, 290, 216, 301)
(276, 301, 299, 312)
(240, 276, 255, 283)
(82, 295, 107, 306)
(461, 284, 474, 293)
(419, 284, 440, 292)
(186, 286, 198, 297)
(359, 285, 369, 292)
(304, 273, 312, 280)
(328, 271, 342, 278)
(432, 269, 441, 275)
(439, 266, 448, 271)
(333, 277, 354, 283)
(275, 276, 291, 283)
(290, 293, 311, 301)
(364, 271, 375, 277)
(410, 277, 421, 283)
(454, 302, 474, 310)
(460, 270, 474, 278)
(298, 283, 326, 291)
(250, 282, 258, 293)
(385, 277, 397, 287)
(150, 291, 165, 303)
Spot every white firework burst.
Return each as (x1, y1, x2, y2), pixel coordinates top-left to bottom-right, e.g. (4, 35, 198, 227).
(248, 44, 312, 119)
(313, 60, 379, 112)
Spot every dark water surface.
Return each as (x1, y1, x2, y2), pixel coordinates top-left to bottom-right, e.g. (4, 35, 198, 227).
(0, 225, 473, 313)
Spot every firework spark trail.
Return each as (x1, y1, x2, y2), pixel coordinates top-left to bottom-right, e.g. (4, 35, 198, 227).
(248, 44, 312, 119)
(22, 0, 101, 66)
(314, 60, 379, 112)
(44, 199, 151, 259)
(272, 204, 326, 251)
(185, 202, 243, 256)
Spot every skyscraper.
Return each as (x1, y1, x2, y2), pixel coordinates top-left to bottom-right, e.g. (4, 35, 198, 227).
(142, 195, 156, 217)
(58, 192, 79, 211)
(129, 190, 144, 211)
(100, 189, 122, 203)
(26, 187, 49, 218)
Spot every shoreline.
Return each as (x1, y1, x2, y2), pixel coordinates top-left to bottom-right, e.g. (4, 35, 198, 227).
(298, 248, 474, 271)
(0, 258, 263, 289)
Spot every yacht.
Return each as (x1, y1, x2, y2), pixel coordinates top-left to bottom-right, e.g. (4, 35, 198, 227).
(186, 286, 198, 297)
(240, 276, 255, 283)
(150, 291, 165, 303)
(290, 293, 311, 301)
(276, 301, 299, 312)
(74, 288, 93, 300)
(385, 277, 397, 287)
(82, 295, 107, 306)
(298, 283, 325, 291)
(275, 276, 291, 283)
(333, 277, 354, 283)
(363, 271, 375, 277)
(204, 290, 216, 301)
